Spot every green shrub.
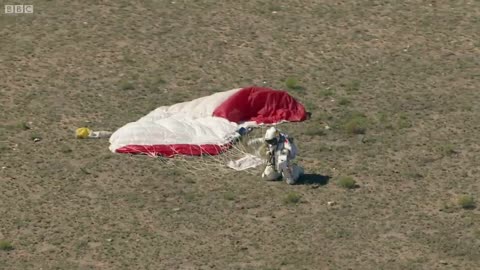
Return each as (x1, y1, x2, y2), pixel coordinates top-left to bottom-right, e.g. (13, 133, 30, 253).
(0, 143, 8, 152)
(440, 144, 457, 157)
(284, 192, 302, 204)
(18, 122, 31, 130)
(338, 97, 351, 106)
(184, 193, 195, 202)
(120, 80, 135, 90)
(397, 113, 412, 129)
(0, 240, 13, 251)
(147, 77, 167, 89)
(457, 195, 475, 209)
(304, 126, 326, 136)
(344, 116, 367, 135)
(30, 133, 42, 141)
(345, 80, 360, 93)
(224, 191, 235, 201)
(337, 176, 356, 189)
(60, 145, 72, 153)
(285, 77, 298, 89)
(303, 100, 317, 111)
(319, 88, 335, 97)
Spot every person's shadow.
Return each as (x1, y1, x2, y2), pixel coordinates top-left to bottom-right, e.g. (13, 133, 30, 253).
(297, 173, 330, 185)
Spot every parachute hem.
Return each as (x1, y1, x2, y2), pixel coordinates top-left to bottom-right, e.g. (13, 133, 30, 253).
(115, 143, 233, 157)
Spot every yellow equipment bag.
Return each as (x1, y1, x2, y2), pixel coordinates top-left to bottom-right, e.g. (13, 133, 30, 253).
(76, 127, 91, 139)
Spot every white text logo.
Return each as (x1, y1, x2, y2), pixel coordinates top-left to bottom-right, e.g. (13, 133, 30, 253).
(5, 5, 34, 14)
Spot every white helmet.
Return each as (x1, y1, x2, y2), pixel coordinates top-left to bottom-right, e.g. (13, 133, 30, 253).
(264, 127, 279, 145)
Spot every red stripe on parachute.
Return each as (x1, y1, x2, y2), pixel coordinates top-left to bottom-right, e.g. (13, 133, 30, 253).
(116, 143, 232, 157)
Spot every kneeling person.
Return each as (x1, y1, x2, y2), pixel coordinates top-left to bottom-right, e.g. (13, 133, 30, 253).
(261, 127, 304, 184)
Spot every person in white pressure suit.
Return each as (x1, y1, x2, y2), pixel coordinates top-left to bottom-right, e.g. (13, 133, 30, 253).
(261, 127, 304, 184)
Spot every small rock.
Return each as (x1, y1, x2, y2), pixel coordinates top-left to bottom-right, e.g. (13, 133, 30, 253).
(439, 260, 448, 265)
(106, 238, 112, 242)
(272, 11, 278, 14)
(172, 208, 181, 212)
(327, 201, 335, 206)
(324, 125, 331, 130)
(33, 138, 41, 142)
(1, 166, 6, 170)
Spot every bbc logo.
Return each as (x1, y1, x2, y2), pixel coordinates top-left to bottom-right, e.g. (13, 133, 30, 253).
(5, 5, 34, 14)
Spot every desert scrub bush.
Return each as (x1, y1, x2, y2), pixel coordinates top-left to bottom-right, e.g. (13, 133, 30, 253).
(457, 195, 475, 209)
(119, 79, 135, 90)
(376, 112, 392, 128)
(0, 143, 8, 152)
(377, 112, 388, 123)
(397, 113, 412, 129)
(30, 133, 42, 141)
(344, 113, 368, 135)
(338, 97, 351, 106)
(60, 145, 72, 153)
(223, 191, 235, 201)
(154, 78, 166, 85)
(345, 80, 360, 93)
(18, 121, 31, 130)
(285, 77, 305, 93)
(337, 176, 357, 189)
(303, 100, 317, 111)
(184, 178, 196, 184)
(284, 192, 302, 204)
(439, 144, 457, 157)
(0, 240, 13, 251)
(319, 88, 335, 97)
(147, 77, 166, 89)
(285, 77, 298, 89)
(184, 192, 195, 202)
(304, 126, 326, 136)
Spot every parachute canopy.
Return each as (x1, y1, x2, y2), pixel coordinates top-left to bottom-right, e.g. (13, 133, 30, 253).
(109, 86, 307, 157)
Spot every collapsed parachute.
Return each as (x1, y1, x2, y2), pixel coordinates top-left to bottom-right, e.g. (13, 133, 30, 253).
(109, 86, 307, 158)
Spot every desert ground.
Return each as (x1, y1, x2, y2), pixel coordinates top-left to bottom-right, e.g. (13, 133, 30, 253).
(1, 0, 479, 269)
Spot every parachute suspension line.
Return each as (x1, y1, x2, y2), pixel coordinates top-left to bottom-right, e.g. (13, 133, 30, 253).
(141, 124, 158, 157)
(126, 127, 270, 177)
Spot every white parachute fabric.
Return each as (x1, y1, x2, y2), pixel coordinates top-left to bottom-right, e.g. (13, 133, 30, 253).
(109, 116, 238, 151)
(139, 88, 241, 122)
(109, 89, 242, 153)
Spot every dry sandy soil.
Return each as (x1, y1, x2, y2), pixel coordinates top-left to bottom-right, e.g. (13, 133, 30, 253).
(1, 0, 480, 269)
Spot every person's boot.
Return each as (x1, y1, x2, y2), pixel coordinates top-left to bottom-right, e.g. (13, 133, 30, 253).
(283, 167, 296, 185)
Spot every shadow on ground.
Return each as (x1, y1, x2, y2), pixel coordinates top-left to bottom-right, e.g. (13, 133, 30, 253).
(298, 174, 330, 185)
